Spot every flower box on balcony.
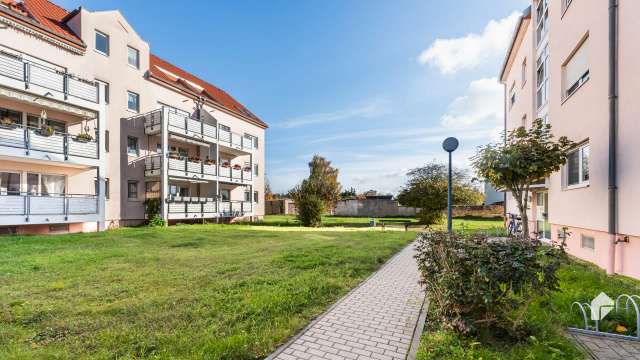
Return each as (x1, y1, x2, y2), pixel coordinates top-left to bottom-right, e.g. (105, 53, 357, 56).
(37, 126, 55, 137)
(204, 159, 216, 165)
(188, 156, 201, 162)
(73, 133, 94, 143)
(168, 153, 183, 160)
(243, 166, 252, 172)
(0, 118, 18, 130)
(221, 162, 231, 168)
(232, 164, 242, 170)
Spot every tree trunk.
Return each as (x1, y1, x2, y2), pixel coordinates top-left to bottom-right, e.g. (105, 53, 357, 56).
(514, 189, 529, 240)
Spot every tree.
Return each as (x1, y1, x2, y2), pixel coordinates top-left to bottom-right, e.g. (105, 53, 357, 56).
(340, 187, 357, 199)
(289, 155, 342, 226)
(472, 119, 574, 238)
(265, 178, 274, 201)
(397, 161, 484, 225)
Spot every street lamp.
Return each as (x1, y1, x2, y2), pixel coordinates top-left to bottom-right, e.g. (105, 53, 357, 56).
(442, 137, 459, 234)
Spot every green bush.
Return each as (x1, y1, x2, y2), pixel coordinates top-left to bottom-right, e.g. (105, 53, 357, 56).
(295, 192, 324, 227)
(414, 232, 566, 339)
(147, 214, 166, 227)
(144, 198, 164, 227)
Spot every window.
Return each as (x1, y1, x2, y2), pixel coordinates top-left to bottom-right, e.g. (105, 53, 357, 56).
(0, 107, 21, 126)
(95, 30, 109, 55)
(253, 164, 259, 176)
(220, 189, 230, 201)
(127, 181, 138, 200)
(536, 45, 550, 108)
(127, 91, 140, 112)
(564, 37, 589, 98)
(127, 46, 140, 69)
(536, 0, 549, 45)
(581, 234, 595, 250)
(96, 80, 109, 104)
(105, 130, 110, 152)
(27, 115, 65, 132)
(566, 143, 590, 187)
(253, 136, 258, 149)
(509, 83, 516, 109)
(254, 191, 259, 203)
(127, 136, 139, 156)
(521, 58, 527, 87)
(244, 191, 251, 202)
(27, 173, 65, 195)
(105, 178, 110, 199)
(0, 172, 21, 195)
(169, 184, 188, 197)
(145, 181, 160, 198)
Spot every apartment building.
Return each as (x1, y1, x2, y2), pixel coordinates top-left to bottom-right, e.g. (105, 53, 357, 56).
(500, 0, 640, 278)
(0, 0, 266, 234)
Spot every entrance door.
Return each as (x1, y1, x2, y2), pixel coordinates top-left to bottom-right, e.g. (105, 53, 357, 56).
(535, 192, 551, 240)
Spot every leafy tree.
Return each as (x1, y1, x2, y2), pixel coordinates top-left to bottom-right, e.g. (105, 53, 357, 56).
(340, 187, 357, 199)
(265, 178, 274, 201)
(472, 119, 574, 238)
(397, 161, 484, 225)
(289, 155, 342, 226)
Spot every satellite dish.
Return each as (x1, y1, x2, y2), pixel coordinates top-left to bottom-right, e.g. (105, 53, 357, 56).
(442, 137, 459, 153)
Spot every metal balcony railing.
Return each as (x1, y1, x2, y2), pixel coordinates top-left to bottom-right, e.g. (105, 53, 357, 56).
(0, 123, 98, 159)
(166, 156, 217, 177)
(0, 49, 99, 103)
(140, 108, 217, 141)
(0, 193, 98, 217)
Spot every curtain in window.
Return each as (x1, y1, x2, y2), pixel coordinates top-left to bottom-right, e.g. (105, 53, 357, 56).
(41, 175, 65, 195)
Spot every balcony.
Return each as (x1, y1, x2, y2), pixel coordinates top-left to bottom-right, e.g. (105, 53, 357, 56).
(218, 127, 254, 153)
(0, 193, 99, 226)
(218, 165, 253, 185)
(0, 48, 99, 104)
(141, 108, 217, 144)
(0, 123, 98, 166)
(167, 196, 218, 220)
(144, 155, 217, 181)
(219, 200, 252, 217)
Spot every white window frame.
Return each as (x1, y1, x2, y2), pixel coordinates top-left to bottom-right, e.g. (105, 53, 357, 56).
(127, 46, 140, 69)
(509, 82, 516, 109)
(565, 143, 590, 189)
(535, 0, 549, 46)
(95, 30, 110, 56)
(521, 58, 527, 87)
(536, 45, 549, 109)
(563, 37, 590, 99)
(581, 234, 595, 250)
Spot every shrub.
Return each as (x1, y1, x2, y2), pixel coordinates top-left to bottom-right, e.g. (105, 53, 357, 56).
(295, 192, 323, 227)
(147, 214, 166, 227)
(414, 232, 566, 339)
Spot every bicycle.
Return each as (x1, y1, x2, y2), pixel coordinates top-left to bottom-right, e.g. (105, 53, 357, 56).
(507, 213, 523, 237)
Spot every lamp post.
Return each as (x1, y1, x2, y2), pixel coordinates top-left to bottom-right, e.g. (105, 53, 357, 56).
(442, 137, 459, 234)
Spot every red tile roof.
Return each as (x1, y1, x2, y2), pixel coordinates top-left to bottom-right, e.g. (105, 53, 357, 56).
(0, 0, 83, 47)
(149, 54, 266, 128)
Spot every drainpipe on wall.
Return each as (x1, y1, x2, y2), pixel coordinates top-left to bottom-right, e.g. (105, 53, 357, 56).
(607, 0, 619, 275)
(503, 82, 507, 219)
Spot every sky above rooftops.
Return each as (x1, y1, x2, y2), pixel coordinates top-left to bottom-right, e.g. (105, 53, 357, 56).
(58, 0, 528, 194)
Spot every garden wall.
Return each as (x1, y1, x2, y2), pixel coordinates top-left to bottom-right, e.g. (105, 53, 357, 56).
(333, 199, 419, 217)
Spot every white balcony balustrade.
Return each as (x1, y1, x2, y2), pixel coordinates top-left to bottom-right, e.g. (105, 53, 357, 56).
(0, 123, 98, 162)
(0, 48, 99, 103)
(140, 108, 217, 143)
(0, 193, 98, 225)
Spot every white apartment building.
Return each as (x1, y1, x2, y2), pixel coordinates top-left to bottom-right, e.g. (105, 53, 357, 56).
(0, 0, 267, 234)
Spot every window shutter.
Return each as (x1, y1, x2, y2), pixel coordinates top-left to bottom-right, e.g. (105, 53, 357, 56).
(565, 38, 589, 90)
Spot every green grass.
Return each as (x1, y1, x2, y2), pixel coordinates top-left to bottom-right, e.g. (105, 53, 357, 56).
(259, 215, 504, 234)
(0, 224, 415, 359)
(416, 259, 640, 359)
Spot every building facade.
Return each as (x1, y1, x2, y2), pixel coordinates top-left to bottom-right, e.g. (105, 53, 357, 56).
(500, 0, 640, 278)
(0, 0, 266, 234)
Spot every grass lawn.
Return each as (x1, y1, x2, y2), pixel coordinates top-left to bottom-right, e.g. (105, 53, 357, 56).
(0, 224, 415, 359)
(259, 215, 504, 234)
(416, 259, 640, 359)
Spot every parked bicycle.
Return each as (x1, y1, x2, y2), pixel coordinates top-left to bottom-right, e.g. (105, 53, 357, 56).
(507, 213, 523, 237)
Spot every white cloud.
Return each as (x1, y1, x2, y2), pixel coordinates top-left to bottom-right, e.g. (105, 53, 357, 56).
(440, 77, 503, 133)
(277, 98, 391, 129)
(418, 11, 521, 74)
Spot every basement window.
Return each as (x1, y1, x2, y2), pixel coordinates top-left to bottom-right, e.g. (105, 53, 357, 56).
(581, 234, 595, 250)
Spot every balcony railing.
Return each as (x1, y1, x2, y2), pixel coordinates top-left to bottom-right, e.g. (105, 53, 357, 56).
(0, 123, 98, 160)
(218, 127, 254, 152)
(167, 156, 216, 178)
(140, 108, 217, 142)
(0, 49, 99, 103)
(218, 165, 253, 183)
(0, 193, 98, 217)
(167, 197, 218, 215)
(219, 200, 252, 217)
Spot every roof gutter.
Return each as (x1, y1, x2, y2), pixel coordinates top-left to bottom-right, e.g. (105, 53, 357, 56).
(607, 0, 619, 274)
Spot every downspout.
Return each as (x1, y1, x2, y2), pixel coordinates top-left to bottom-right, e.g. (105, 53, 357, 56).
(503, 82, 507, 219)
(607, 0, 618, 275)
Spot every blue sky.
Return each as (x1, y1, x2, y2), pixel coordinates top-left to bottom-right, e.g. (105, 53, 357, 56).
(60, 0, 528, 194)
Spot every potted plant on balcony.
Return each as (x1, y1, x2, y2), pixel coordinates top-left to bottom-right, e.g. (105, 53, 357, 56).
(243, 166, 252, 172)
(232, 164, 242, 170)
(168, 152, 182, 160)
(188, 156, 201, 163)
(204, 158, 216, 165)
(221, 161, 231, 168)
(0, 117, 17, 130)
(74, 132, 94, 143)
(37, 124, 55, 137)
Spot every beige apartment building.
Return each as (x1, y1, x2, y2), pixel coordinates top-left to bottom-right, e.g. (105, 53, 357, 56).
(501, 0, 640, 278)
(0, 0, 266, 234)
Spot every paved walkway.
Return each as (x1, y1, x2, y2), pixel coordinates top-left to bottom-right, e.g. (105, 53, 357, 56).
(268, 243, 425, 360)
(568, 331, 640, 359)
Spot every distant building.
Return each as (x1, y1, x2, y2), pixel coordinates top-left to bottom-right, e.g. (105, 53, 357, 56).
(483, 184, 504, 205)
(265, 199, 297, 215)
